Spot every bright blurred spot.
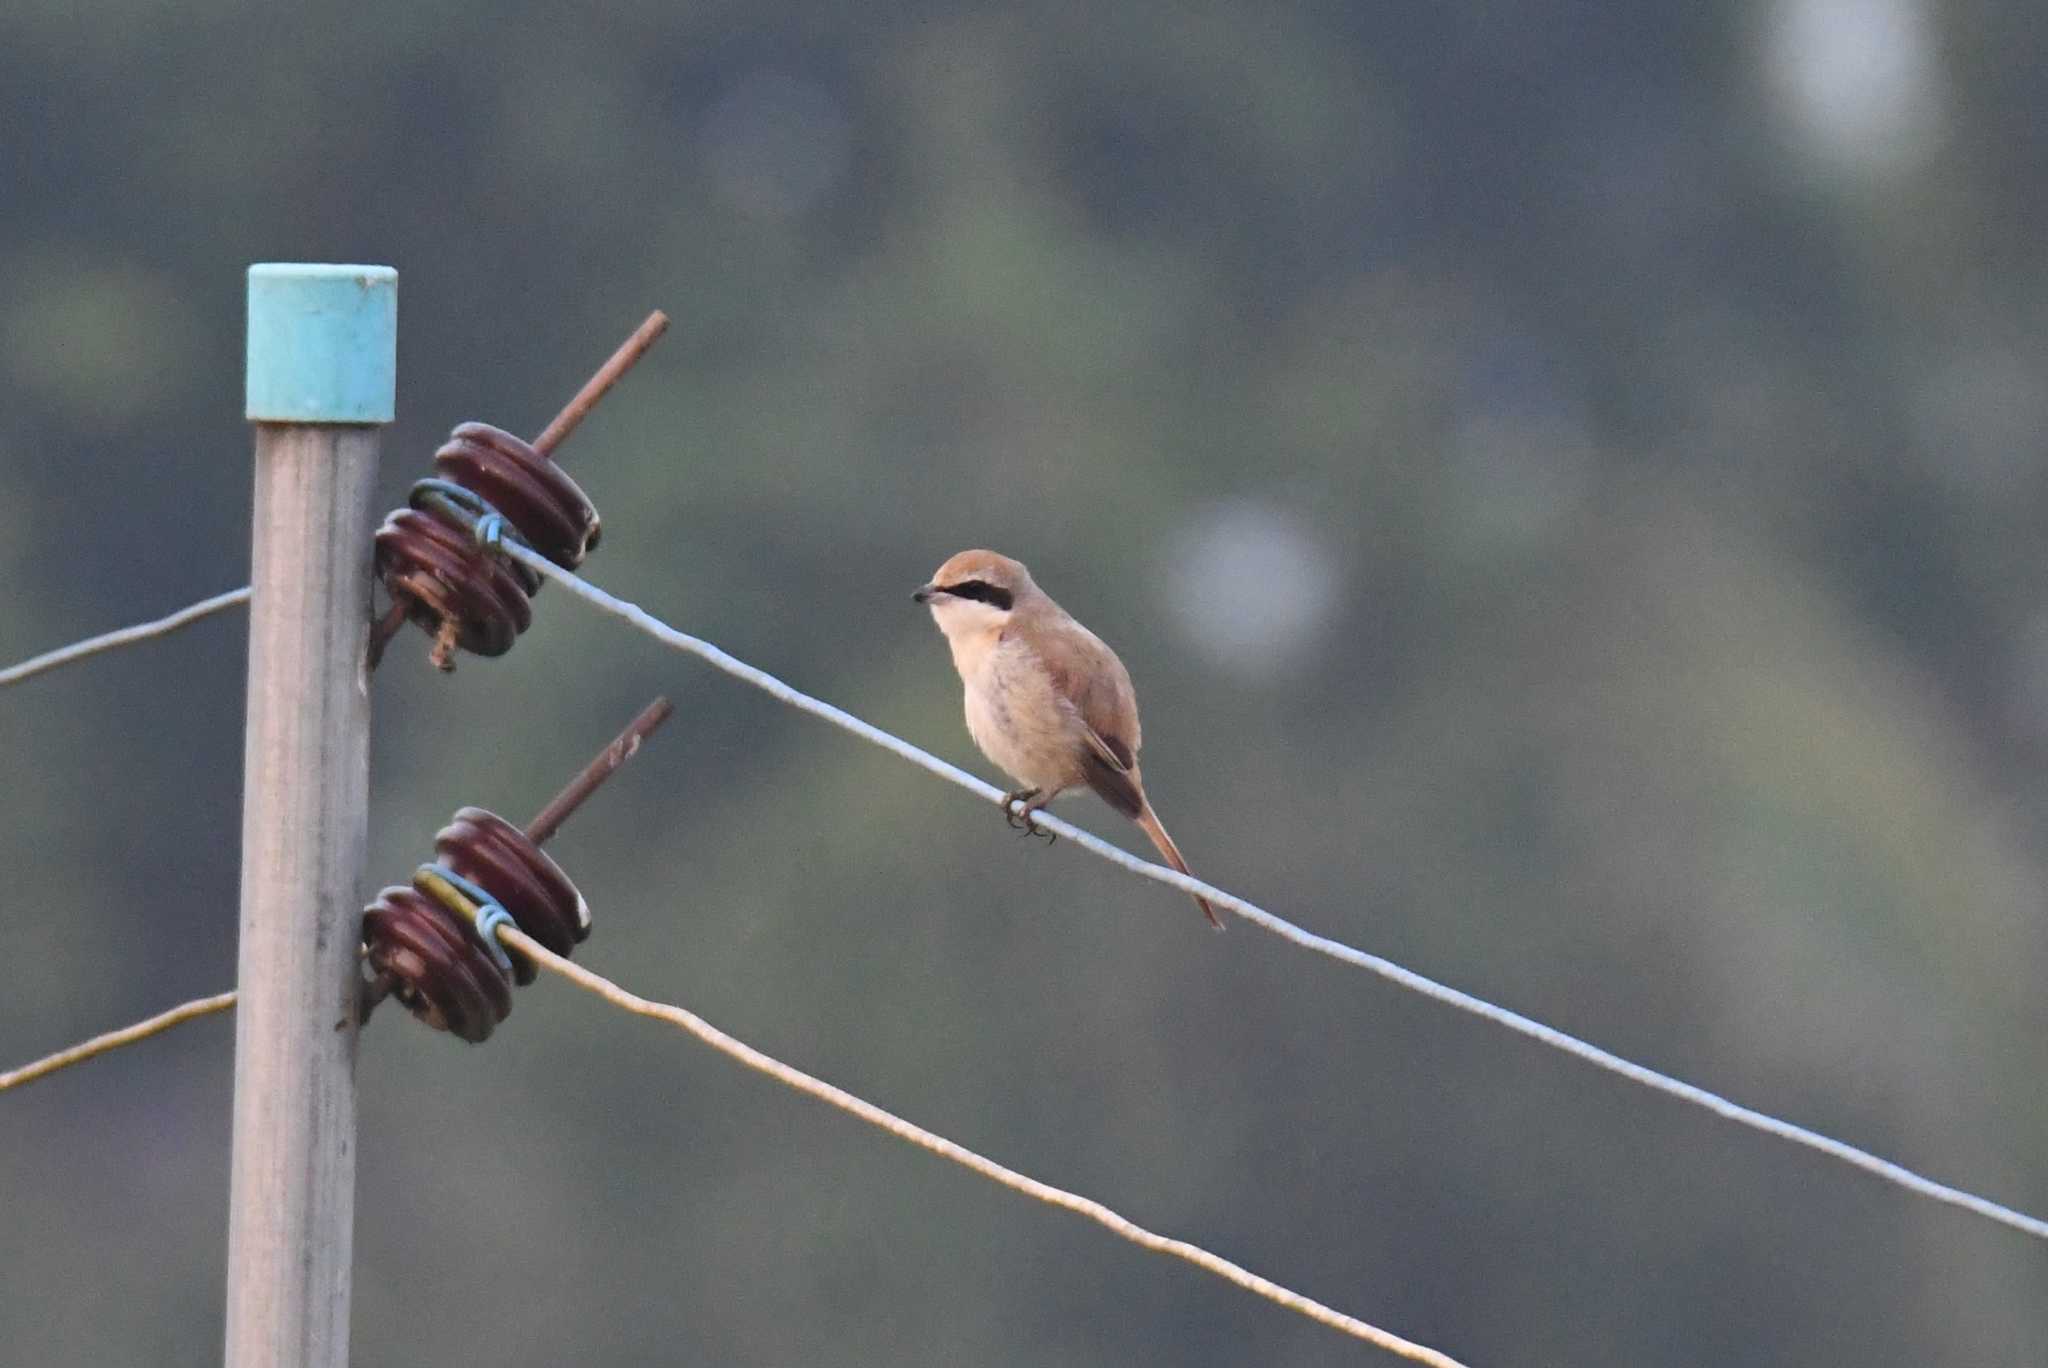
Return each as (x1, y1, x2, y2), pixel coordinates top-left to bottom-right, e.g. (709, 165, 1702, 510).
(1764, 0, 1945, 180)
(700, 70, 851, 223)
(1161, 500, 1340, 681)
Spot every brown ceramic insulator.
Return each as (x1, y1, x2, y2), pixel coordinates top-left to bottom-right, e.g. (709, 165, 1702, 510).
(356, 700, 669, 1044)
(373, 503, 537, 658)
(358, 810, 588, 1042)
(361, 885, 514, 1044)
(433, 422, 601, 568)
(433, 806, 590, 984)
(370, 422, 603, 667)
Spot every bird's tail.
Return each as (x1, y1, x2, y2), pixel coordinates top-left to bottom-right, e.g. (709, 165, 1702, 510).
(1135, 803, 1224, 931)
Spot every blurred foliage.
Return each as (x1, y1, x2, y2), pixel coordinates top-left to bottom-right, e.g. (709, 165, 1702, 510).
(4, 0, 2047, 1363)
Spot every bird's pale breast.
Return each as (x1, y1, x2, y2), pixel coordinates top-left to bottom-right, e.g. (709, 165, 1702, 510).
(960, 633, 1085, 792)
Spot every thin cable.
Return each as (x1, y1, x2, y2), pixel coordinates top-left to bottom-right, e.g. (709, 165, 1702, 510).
(503, 543, 2048, 1246)
(0, 991, 237, 1092)
(1, 587, 251, 688)
(8, 943, 1460, 1360)
(499, 925, 1467, 1366)
(9, 569, 2045, 1245)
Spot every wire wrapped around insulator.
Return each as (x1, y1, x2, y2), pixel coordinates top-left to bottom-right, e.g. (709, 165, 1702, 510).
(433, 806, 590, 983)
(371, 421, 602, 667)
(361, 885, 513, 1043)
(433, 422, 601, 568)
(374, 483, 535, 660)
(359, 805, 592, 1044)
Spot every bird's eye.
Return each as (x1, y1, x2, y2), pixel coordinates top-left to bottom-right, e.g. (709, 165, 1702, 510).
(943, 580, 1014, 611)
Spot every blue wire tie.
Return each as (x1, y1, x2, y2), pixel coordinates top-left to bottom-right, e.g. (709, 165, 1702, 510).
(474, 510, 509, 551)
(406, 477, 493, 523)
(416, 863, 518, 977)
(407, 477, 529, 551)
(406, 477, 538, 588)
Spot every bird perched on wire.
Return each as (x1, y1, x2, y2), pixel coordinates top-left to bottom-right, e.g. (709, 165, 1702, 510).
(913, 549, 1223, 930)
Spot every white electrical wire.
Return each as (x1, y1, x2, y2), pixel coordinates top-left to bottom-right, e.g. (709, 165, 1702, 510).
(0, 586, 251, 688)
(503, 542, 2048, 1247)
(10, 564, 2046, 1246)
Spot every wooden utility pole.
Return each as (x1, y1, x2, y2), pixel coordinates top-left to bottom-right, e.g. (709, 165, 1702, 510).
(225, 263, 396, 1368)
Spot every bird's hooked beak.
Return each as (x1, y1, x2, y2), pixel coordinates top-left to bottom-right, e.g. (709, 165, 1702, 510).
(912, 583, 937, 604)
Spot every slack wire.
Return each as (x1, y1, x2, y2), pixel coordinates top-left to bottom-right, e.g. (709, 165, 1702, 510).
(497, 924, 1468, 1367)
(0, 991, 236, 1092)
(8, 568, 2048, 1245)
(500, 542, 2048, 1247)
(1, 952, 1465, 1357)
(0, 587, 251, 688)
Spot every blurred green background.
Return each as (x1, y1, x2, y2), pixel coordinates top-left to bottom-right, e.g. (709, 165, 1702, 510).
(4, 1, 2046, 1363)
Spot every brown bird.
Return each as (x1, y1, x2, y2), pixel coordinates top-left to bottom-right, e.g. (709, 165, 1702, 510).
(913, 549, 1223, 929)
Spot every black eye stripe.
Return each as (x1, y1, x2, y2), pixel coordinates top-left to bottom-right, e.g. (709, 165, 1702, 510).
(942, 580, 1014, 610)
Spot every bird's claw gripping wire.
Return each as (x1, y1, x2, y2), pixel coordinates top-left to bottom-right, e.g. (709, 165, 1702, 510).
(1003, 789, 1056, 844)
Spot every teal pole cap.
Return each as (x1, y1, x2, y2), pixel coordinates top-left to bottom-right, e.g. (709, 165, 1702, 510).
(245, 263, 397, 423)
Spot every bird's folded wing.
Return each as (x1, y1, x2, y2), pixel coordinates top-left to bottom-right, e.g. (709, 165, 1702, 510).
(1078, 722, 1144, 817)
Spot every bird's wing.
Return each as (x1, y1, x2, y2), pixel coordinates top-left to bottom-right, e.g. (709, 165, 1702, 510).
(1039, 623, 1139, 750)
(1037, 618, 1145, 816)
(1076, 723, 1143, 816)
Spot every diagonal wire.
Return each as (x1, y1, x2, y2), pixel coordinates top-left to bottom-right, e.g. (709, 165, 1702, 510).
(8, 570, 2046, 1244)
(500, 542, 2048, 1246)
(1, 960, 1465, 1364)
(497, 924, 1469, 1366)
(0, 586, 251, 688)
(0, 991, 237, 1092)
